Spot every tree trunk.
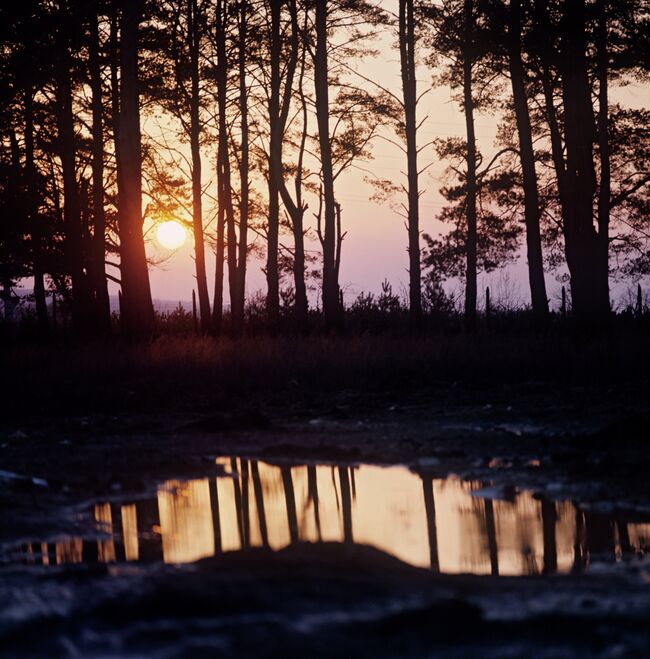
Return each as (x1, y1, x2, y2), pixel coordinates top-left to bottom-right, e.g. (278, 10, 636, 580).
(109, 0, 121, 315)
(462, 0, 478, 331)
(292, 206, 308, 328)
(212, 192, 225, 334)
(269, 0, 308, 330)
(212, 0, 227, 334)
(117, 0, 154, 338)
(266, 0, 283, 329)
(233, 0, 249, 336)
(110, 1, 120, 145)
(507, 0, 548, 320)
(23, 85, 49, 336)
(399, 0, 421, 325)
(314, 0, 340, 330)
(55, 11, 92, 333)
(187, 0, 211, 333)
(560, 0, 609, 321)
(291, 41, 309, 331)
(89, 5, 112, 333)
(596, 0, 611, 303)
(213, 0, 237, 334)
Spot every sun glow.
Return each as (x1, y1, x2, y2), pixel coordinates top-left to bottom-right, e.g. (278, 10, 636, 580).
(156, 221, 187, 250)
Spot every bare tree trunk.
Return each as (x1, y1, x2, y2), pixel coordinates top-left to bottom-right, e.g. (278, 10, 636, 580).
(596, 0, 611, 304)
(507, 0, 548, 320)
(212, 187, 225, 334)
(109, 0, 121, 317)
(559, 0, 609, 321)
(110, 0, 120, 150)
(314, 0, 340, 330)
(266, 0, 283, 329)
(233, 0, 249, 336)
(211, 0, 228, 334)
(23, 85, 49, 336)
(462, 0, 478, 331)
(55, 10, 92, 333)
(117, 0, 154, 338)
(187, 0, 211, 333)
(269, 0, 308, 330)
(89, 4, 112, 333)
(214, 0, 237, 334)
(291, 205, 308, 329)
(399, 0, 421, 325)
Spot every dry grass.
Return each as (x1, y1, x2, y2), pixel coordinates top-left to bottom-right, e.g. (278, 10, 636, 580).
(2, 330, 649, 419)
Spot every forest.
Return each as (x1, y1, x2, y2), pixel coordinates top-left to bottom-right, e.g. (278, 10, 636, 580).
(2, 3, 650, 657)
(0, 0, 648, 339)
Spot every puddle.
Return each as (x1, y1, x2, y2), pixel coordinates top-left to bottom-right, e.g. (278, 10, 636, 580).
(12, 457, 650, 576)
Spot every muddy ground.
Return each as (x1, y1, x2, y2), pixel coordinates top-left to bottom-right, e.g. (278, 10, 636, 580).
(1, 379, 650, 657)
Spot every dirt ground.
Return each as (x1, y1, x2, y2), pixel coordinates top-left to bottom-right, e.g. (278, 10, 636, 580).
(1, 379, 650, 657)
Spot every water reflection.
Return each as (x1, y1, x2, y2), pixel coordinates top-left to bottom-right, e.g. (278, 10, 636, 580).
(21, 459, 650, 575)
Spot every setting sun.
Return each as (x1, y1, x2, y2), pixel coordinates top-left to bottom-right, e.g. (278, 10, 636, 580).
(156, 221, 186, 250)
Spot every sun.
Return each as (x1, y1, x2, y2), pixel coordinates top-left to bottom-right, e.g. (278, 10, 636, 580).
(156, 221, 187, 250)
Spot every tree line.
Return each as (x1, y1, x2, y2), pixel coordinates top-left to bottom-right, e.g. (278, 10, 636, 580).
(0, 0, 648, 338)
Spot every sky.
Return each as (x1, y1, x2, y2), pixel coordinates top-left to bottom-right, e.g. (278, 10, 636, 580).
(111, 16, 649, 313)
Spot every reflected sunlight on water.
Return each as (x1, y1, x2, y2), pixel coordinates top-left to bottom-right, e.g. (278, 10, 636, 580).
(21, 458, 650, 576)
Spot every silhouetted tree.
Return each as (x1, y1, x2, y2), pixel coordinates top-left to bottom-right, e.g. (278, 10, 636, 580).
(233, 0, 250, 336)
(399, 0, 423, 324)
(427, 0, 484, 328)
(116, 0, 154, 337)
(504, 0, 548, 319)
(53, 1, 94, 332)
(148, 0, 213, 333)
(88, 1, 112, 333)
(313, 0, 340, 329)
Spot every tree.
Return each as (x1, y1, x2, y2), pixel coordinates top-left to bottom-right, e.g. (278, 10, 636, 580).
(88, 1, 112, 333)
(313, 0, 341, 330)
(11, 3, 51, 334)
(427, 0, 484, 328)
(265, 0, 284, 328)
(399, 0, 422, 324)
(461, 0, 479, 330)
(146, 0, 214, 333)
(53, 1, 94, 332)
(527, 0, 649, 321)
(266, 0, 309, 329)
(422, 137, 522, 297)
(558, 0, 608, 320)
(116, 0, 154, 337)
(233, 0, 250, 336)
(187, 0, 212, 333)
(504, 0, 548, 319)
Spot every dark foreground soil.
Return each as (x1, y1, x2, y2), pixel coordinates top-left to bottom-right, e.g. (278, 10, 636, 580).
(1, 335, 650, 657)
(3, 542, 650, 658)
